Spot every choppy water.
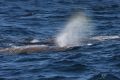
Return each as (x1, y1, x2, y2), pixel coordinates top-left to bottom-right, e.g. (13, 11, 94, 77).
(0, 0, 120, 80)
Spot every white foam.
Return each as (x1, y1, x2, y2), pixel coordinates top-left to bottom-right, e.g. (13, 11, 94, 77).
(30, 39, 40, 43)
(87, 43, 93, 46)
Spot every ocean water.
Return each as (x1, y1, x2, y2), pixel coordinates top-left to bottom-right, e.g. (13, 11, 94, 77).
(0, 0, 120, 80)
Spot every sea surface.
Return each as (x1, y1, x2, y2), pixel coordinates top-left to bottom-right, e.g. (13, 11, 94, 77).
(0, 0, 120, 80)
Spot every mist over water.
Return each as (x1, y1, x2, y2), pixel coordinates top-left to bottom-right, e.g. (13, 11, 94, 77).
(55, 12, 94, 48)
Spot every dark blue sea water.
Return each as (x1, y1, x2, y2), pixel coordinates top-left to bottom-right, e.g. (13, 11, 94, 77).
(0, 0, 120, 80)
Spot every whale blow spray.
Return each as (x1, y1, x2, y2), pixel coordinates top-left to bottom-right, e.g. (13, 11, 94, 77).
(55, 12, 94, 48)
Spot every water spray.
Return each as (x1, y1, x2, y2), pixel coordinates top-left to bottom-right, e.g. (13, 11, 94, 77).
(55, 12, 94, 48)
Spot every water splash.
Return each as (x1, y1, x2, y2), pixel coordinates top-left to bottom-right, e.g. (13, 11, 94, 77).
(55, 12, 94, 48)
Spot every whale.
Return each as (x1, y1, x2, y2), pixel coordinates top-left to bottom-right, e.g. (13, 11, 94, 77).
(0, 45, 66, 54)
(0, 35, 119, 54)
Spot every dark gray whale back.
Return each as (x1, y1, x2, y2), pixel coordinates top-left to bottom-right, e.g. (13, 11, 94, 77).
(0, 35, 119, 54)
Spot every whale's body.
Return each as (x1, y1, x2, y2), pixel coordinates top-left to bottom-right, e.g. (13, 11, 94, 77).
(0, 45, 66, 54)
(0, 35, 119, 54)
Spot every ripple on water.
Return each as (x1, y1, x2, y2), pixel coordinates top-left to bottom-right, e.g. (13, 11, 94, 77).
(40, 76, 78, 80)
(88, 73, 120, 80)
(46, 62, 87, 72)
